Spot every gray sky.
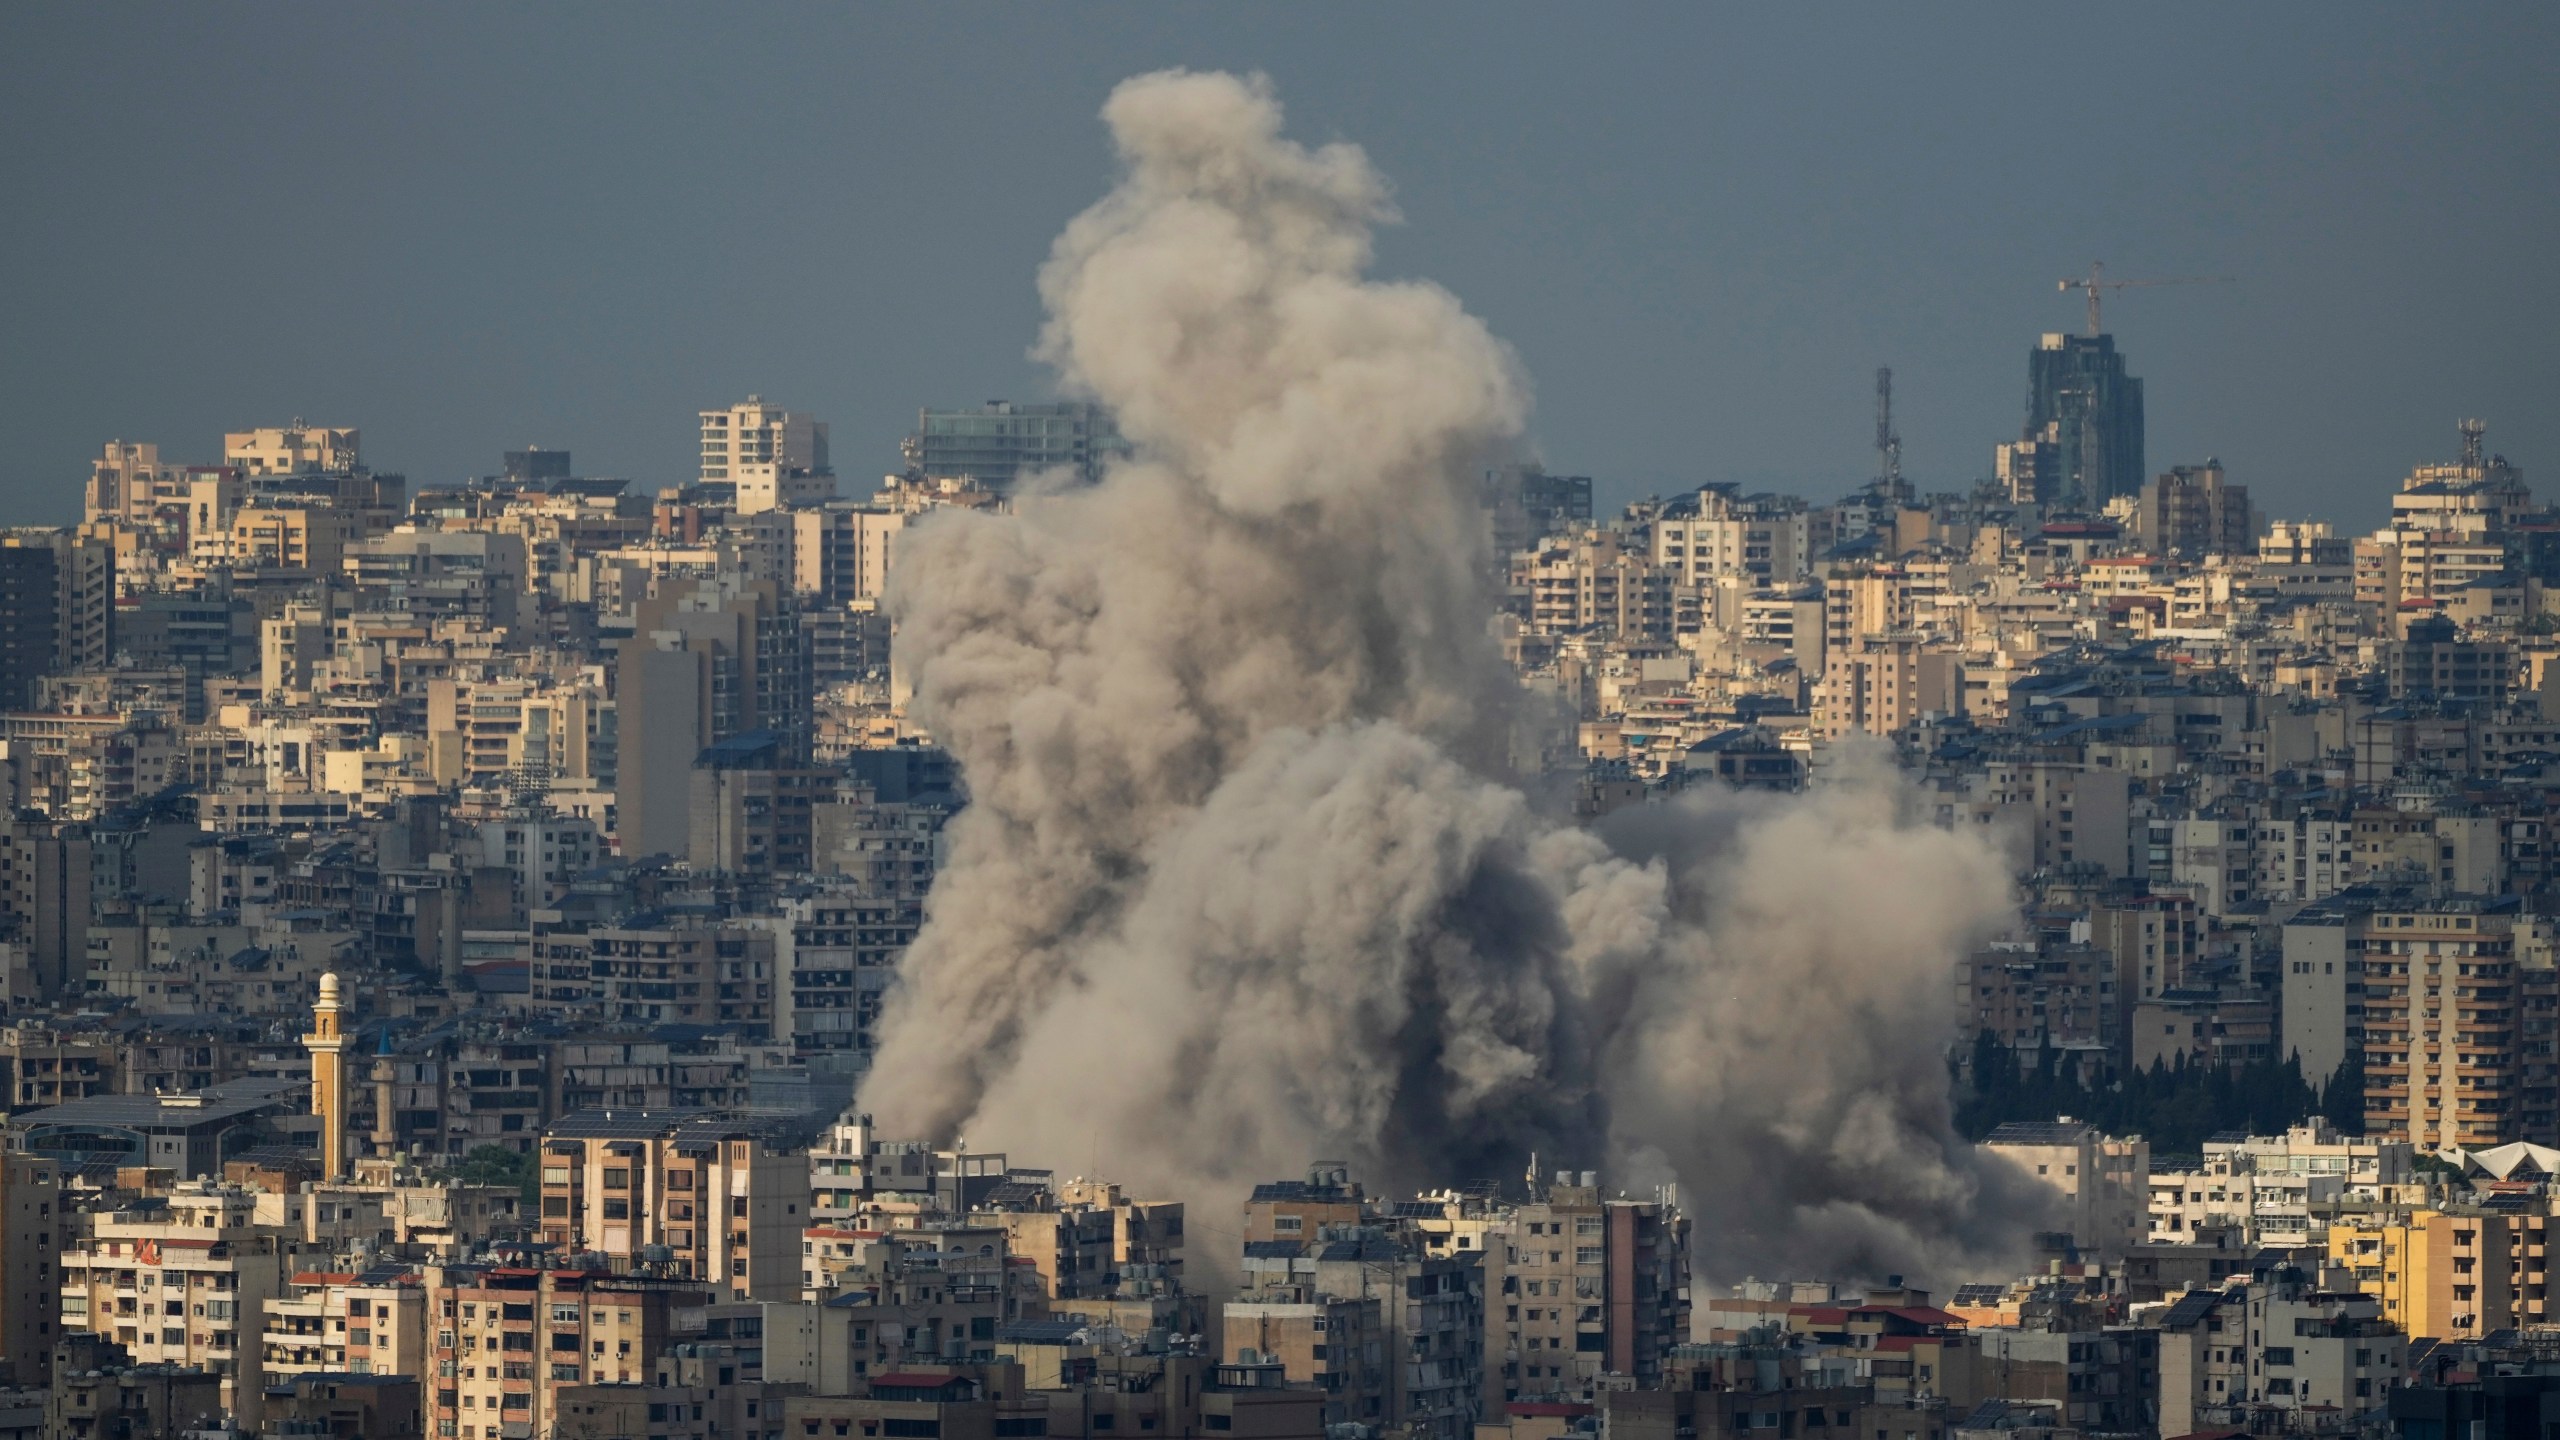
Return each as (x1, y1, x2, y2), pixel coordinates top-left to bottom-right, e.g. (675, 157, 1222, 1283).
(4, 3, 2552, 528)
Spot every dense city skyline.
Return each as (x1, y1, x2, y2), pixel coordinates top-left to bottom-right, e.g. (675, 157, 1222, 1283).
(6, 5, 2556, 525)
(9, 14, 2560, 1440)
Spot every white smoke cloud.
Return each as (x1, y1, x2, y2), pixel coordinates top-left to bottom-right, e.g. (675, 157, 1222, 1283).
(865, 69, 2050, 1285)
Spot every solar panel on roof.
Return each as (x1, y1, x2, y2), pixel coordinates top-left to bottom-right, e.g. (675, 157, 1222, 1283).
(2159, 1291, 2224, 1329)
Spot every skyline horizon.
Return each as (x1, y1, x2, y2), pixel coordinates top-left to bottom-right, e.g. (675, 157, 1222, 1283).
(6, 6, 2550, 536)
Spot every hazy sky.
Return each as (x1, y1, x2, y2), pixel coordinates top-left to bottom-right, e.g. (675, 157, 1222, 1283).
(4, 4, 2552, 527)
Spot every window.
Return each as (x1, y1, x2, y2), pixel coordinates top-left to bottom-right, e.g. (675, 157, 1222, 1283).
(604, 1167, 630, 1190)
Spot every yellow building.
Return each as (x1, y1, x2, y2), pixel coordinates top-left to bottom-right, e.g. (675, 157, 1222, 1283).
(226, 502, 357, 573)
(2327, 1209, 2513, 1338)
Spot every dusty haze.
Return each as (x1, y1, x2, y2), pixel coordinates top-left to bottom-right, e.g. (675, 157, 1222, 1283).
(863, 69, 2051, 1285)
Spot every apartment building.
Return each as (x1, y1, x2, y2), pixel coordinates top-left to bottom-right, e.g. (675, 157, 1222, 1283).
(223, 501, 361, 574)
(1237, 1232, 1482, 1440)
(1224, 1293, 1389, 1429)
(226, 424, 361, 476)
(1813, 638, 1962, 742)
(2356, 898, 2552, 1150)
(1476, 1174, 1690, 1407)
(538, 1109, 811, 1300)
(56, 1181, 313, 1427)
(428, 1265, 712, 1439)
(260, 1267, 430, 1382)
(1982, 1121, 2150, 1259)
(790, 504, 906, 606)
(699, 397, 834, 513)
(0, 1153, 59, 1387)
(2327, 1209, 2514, 1338)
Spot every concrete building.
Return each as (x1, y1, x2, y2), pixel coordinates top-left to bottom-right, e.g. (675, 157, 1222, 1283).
(700, 396, 834, 512)
(2328, 1208, 2514, 1339)
(56, 1180, 311, 1427)
(1483, 465, 1595, 559)
(909, 400, 1121, 492)
(259, 1269, 430, 1382)
(615, 579, 808, 859)
(226, 423, 361, 476)
(1475, 1173, 1689, 1407)
(790, 504, 906, 606)
(1224, 1293, 1389, 1429)
(6, 1082, 294, 1177)
(0, 1154, 59, 1387)
(2356, 898, 2539, 1150)
(2132, 461, 2258, 558)
(538, 1109, 811, 1301)
(0, 529, 114, 710)
(46, 1333, 226, 1440)
(1981, 1121, 2149, 1259)
(426, 1264, 713, 1437)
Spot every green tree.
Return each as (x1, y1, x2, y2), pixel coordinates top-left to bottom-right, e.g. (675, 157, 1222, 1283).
(455, 1143, 538, 1207)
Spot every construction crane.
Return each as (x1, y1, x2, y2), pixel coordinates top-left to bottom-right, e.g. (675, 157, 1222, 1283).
(2058, 260, 2233, 335)
(1875, 366, 1901, 487)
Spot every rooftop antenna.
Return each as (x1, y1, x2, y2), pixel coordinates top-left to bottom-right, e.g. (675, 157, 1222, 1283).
(2057, 260, 2234, 336)
(1875, 367, 1902, 487)
(2459, 418, 2487, 474)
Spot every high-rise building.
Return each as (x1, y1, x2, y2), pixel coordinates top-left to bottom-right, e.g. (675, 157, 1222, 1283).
(0, 1152, 60, 1388)
(1475, 1172, 1688, 1407)
(1483, 465, 1595, 559)
(699, 396, 834, 512)
(425, 1264, 712, 1436)
(0, 529, 113, 709)
(536, 1109, 811, 1301)
(502, 446, 574, 483)
(2027, 332, 2145, 510)
(2133, 460, 2259, 557)
(57, 1181, 303, 1428)
(907, 400, 1122, 492)
(2358, 898, 2555, 1150)
(616, 579, 809, 859)
(789, 503, 906, 606)
(1996, 424, 2064, 507)
(86, 440, 190, 526)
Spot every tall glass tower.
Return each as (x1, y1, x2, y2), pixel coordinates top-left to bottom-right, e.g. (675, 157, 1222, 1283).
(2027, 333, 2145, 511)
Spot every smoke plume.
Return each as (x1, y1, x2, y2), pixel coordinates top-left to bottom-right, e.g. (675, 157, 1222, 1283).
(865, 70, 2049, 1284)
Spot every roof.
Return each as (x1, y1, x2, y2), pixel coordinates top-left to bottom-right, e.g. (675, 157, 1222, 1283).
(1242, 1240, 1304, 1261)
(1866, 1305, 1964, 1328)
(1247, 1181, 1358, 1204)
(871, 1373, 975, 1392)
(1983, 1120, 2098, 1145)
(996, 1319, 1090, 1345)
(12, 1088, 286, 1132)
(545, 1108, 715, 1140)
(2159, 1291, 2225, 1329)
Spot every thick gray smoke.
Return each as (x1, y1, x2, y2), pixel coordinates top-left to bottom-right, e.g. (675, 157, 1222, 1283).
(865, 70, 2050, 1284)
